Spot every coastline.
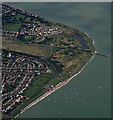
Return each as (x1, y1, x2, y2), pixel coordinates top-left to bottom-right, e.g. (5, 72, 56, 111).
(14, 38, 95, 119)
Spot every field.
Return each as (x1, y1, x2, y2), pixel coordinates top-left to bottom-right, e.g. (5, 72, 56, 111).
(2, 42, 48, 57)
(47, 78, 60, 87)
(3, 23, 21, 32)
(23, 73, 53, 97)
(59, 53, 92, 80)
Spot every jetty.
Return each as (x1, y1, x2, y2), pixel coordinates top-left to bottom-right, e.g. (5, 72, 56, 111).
(95, 51, 109, 58)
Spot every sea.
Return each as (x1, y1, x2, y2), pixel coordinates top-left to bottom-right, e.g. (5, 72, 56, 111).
(6, 2, 111, 118)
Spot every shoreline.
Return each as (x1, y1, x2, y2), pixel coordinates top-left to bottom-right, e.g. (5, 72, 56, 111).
(14, 38, 95, 119)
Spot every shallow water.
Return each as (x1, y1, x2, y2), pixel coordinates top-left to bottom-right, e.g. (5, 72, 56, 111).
(7, 2, 111, 118)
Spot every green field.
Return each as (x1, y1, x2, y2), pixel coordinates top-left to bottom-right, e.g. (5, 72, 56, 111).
(36, 73, 53, 85)
(3, 23, 21, 32)
(22, 73, 53, 97)
(16, 13, 25, 20)
(2, 43, 48, 57)
(38, 36, 43, 40)
(47, 78, 60, 87)
(23, 85, 41, 98)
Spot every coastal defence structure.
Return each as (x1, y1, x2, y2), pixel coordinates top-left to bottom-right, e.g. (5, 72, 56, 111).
(94, 51, 109, 58)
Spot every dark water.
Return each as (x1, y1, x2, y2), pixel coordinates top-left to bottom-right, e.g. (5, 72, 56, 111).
(7, 2, 111, 118)
(73, 34, 88, 49)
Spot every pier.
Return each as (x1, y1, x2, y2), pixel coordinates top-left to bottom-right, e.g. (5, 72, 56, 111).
(95, 51, 109, 58)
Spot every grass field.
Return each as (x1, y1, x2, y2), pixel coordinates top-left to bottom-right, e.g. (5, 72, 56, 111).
(38, 36, 43, 40)
(23, 85, 41, 98)
(59, 53, 92, 80)
(36, 73, 53, 86)
(16, 13, 25, 20)
(3, 23, 21, 32)
(23, 73, 53, 97)
(2, 43, 48, 57)
(47, 77, 60, 87)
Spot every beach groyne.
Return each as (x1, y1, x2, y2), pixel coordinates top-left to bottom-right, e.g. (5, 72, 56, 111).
(95, 51, 109, 58)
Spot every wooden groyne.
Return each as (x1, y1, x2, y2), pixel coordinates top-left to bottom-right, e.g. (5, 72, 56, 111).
(95, 51, 109, 58)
